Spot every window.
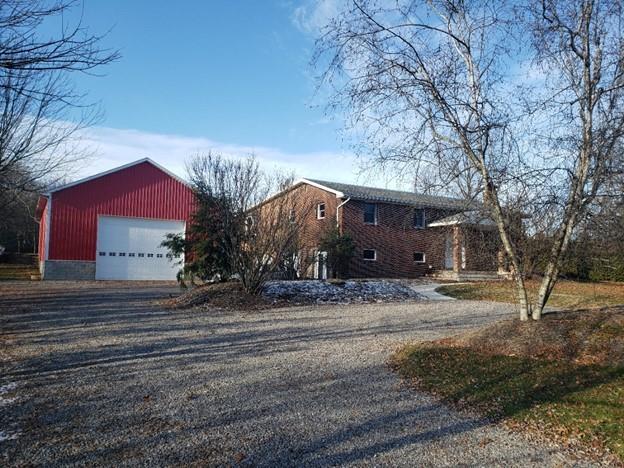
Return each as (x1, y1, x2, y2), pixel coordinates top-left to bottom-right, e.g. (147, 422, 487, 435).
(289, 208, 296, 223)
(413, 209, 426, 228)
(128, 253, 135, 257)
(317, 203, 326, 219)
(138, 253, 145, 258)
(147, 253, 154, 258)
(156, 253, 163, 258)
(98, 252, 106, 257)
(363, 249, 377, 261)
(119, 252, 126, 257)
(413, 252, 426, 263)
(363, 203, 377, 224)
(108, 252, 116, 256)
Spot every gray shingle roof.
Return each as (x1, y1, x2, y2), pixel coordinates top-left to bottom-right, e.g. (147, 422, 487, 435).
(305, 179, 480, 211)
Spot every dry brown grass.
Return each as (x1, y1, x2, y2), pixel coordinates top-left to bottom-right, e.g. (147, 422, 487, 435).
(442, 306, 624, 366)
(392, 307, 624, 464)
(438, 279, 624, 309)
(0, 264, 39, 280)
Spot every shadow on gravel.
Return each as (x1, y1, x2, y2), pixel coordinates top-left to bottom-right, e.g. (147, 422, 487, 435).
(0, 282, 530, 466)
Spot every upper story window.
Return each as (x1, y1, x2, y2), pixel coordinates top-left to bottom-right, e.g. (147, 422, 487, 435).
(289, 208, 296, 223)
(363, 203, 377, 224)
(413, 208, 426, 228)
(317, 203, 326, 219)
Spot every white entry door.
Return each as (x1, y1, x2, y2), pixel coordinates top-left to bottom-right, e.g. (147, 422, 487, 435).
(96, 216, 185, 280)
(445, 233, 454, 269)
(313, 250, 328, 280)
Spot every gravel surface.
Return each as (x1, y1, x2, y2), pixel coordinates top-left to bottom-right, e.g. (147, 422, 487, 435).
(0, 281, 595, 467)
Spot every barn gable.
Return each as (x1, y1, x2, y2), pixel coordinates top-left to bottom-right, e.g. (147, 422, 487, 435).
(38, 158, 195, 280)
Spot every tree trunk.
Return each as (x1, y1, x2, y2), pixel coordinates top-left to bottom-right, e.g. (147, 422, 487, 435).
(532, 208, 579, 319)
(483, 179, 530, 321)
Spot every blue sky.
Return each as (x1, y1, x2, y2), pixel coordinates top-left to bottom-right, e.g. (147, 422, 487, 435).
(73, 1, 333, 151)
(55, 0, 395, 186)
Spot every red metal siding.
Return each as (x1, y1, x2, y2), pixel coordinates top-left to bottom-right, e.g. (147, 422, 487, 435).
(49, 162, 194, 261)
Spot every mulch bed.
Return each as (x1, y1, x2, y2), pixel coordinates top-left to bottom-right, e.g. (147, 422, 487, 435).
(164, 282, 284, 311)
(164, 279, 423, 311)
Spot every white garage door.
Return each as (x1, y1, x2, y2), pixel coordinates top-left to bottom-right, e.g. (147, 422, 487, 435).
(96, 216, 185, 280)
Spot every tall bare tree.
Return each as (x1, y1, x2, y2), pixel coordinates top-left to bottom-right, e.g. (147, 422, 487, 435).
(315, 0, 534, 319)
(0, 0, 119, 202)
(315, 0, 624, 320)
(167, 153, 312, 294)
(528, 0, 624, 318)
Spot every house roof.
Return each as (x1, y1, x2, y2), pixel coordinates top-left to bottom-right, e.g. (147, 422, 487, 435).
(44, 158, 190, 195)
(303, 179, 479, 211)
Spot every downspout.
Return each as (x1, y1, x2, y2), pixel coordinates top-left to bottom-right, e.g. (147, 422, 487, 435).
(336, 197, 350, 233)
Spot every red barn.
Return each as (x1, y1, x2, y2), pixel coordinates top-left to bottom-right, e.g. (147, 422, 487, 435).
(35, 158, 195, 280)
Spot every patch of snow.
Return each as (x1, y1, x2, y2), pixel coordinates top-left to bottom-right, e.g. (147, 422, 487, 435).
(263, 280, 422, 304)
(0, 383, 20, 442)
(0, 382, 18, 406)
(0, 396, 17, 407)
(0, 430, 20, 442)
(0, 382, 17, 394)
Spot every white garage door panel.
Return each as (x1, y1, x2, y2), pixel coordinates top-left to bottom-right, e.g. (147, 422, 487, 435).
(96, 216, 184, 280)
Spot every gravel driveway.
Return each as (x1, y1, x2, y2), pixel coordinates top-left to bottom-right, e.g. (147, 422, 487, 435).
(0, 281, 587, 467)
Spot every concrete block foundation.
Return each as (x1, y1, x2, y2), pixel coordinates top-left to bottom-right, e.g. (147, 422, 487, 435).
(41, 260, 96, 280)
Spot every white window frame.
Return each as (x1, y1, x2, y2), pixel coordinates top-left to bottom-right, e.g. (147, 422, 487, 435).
(413, 208, 426, 229)
(317, 203, 326, 219)
(363, 203, 378, 225)
(363, 249, 377, 261)
(413, 251, 426, 263)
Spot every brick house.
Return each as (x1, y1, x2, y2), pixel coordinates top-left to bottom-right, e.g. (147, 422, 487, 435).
(264, 178, 502, 280)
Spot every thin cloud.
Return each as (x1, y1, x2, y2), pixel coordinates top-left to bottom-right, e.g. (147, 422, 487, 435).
(77, 125, 364, 184)
(292, 0, 343, 34)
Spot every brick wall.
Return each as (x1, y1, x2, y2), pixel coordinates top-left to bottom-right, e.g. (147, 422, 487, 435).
(261, 182, 500, 279)
(293, 184, 339, 248)
(341, 200, 461, 278)
(260, 183, 340, 276)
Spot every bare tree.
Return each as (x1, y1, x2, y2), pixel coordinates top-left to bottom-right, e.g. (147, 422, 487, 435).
(314, 0, 624, 320)
(315, 0, 534, 319)
(173, 153, 312, 294)
(0, 0, 119, 198)
(527, 0, 624, 318)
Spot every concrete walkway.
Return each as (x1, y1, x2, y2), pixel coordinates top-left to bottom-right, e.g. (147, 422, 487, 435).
(407, 281, 455, 301)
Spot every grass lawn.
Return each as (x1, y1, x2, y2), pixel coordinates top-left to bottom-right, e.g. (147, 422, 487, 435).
(0, 264, 39, 280)
(391, 307, 624, 463)
(437, 279, 624, 309)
